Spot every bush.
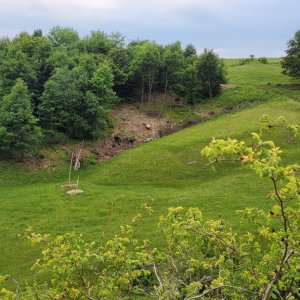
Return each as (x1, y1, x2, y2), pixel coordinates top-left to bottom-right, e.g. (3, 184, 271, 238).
(258, 57, 268, 64)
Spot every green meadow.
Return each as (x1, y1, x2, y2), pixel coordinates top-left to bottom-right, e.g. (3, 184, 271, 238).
(0, 59, 299, 283)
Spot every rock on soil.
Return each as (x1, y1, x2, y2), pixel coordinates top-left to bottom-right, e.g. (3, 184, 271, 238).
(66, 189, 84, 195)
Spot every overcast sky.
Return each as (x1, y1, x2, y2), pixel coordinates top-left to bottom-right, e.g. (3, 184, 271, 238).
(0, 0, 299, 57)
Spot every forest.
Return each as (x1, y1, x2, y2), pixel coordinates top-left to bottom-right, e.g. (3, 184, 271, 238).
(0, 26, 227, 158)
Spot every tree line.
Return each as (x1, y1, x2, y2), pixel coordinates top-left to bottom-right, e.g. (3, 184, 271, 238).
(1, 27, 298, 158)
(0, 26, 226, 158)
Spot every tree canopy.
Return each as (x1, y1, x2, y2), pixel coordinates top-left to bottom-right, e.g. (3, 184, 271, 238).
(282, 30, 300, 79)
(0, 79, 41, 158)
(197, 49, 227, 99)
(0, 26, 228, 153)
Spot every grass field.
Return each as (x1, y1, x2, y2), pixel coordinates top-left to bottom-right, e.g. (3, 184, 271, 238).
(0, 59, 300, 284)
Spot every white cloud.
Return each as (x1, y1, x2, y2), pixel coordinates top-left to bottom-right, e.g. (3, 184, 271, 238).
(0, 0, 234, 22)
(0, 0, 298, 57)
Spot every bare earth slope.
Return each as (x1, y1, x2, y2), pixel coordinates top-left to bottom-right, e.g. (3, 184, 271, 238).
(98, 104, 174, 160)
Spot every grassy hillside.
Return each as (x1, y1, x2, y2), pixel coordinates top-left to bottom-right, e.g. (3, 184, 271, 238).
(0, 59, 300, 283)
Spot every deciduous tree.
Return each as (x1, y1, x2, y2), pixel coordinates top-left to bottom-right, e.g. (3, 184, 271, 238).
(39, 64, 114, 139)
(197, 49, 226, 102)
(161, 42, 184, 98)
(130, 42, 161, 102)
(282, 30, 300, 79)
(91, 63, 118, 105)
(48, 26, 80, 48)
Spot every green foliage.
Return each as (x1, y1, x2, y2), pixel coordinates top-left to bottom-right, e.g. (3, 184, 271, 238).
(39, 66, 111, 139)
(258, 57, 268, 64)
(197, 49, 227, 99)
(282, 30, 300, 79)
(183, 43, 197, 59)
(0, 46, 37, 99)
(45, 48, 76, 70)
(240, 58, 252, 65)
(48, 26, 80, 48)
(183, 60, 200, 105)
(107, 47, 130, 96)
(91, 63, 118, 105)
(0, 32, 52, 108)
(2, 117, 300, 299)
(129, 41, 161, 102)
(161, 42, 184, 96)
(0, 79, 41, 158)
(81, 30, 114, 54)
(0, 26, 242, 149)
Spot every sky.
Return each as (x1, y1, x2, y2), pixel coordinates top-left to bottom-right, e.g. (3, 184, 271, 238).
(0, 0, 299, 58)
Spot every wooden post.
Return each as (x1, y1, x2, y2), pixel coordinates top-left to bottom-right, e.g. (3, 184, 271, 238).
(68, 151, 74, 183)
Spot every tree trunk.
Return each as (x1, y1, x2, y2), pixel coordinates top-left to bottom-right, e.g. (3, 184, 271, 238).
(192, 92, 196, 109)
(164, 72, 168, 100)
(148, 71, 155, 102)
(141, 77, 144, 103)
(148, 77, 152, 102)
(208, 79, 213, 106)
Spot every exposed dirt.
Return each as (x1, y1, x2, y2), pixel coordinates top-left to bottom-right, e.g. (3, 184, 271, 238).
(66, 189, 84, 195)
(97, 104, 175, 160)
(96, 99, 263, 161)
(17, 98, 265, 169)
(19, 157, 52, 170)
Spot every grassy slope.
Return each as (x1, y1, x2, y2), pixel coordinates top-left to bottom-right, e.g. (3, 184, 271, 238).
(0, 59, 300, 283)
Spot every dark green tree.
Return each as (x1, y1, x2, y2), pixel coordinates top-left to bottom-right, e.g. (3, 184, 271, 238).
(161, 42, 184, 98)
(11, 32, 53, 107)
(0, 79, 41, 158)
(80, 31, 113, 54)
(282, 30, 300, 79)
(32, 29, 43, 38)
(39, 65, 113, 139)
(38, 68, 76, 132)
(183, 43, 197, 59)
(77, 53, 99, 79)
(197, 49, 226, 102)
(107, 47, 130, 97)
(184, 61, 201, 106)
(130, 42, 161, 102)
(0, 47, 37, 99)
(45, 48, 76, 71)
(0, 36, 11, 52)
